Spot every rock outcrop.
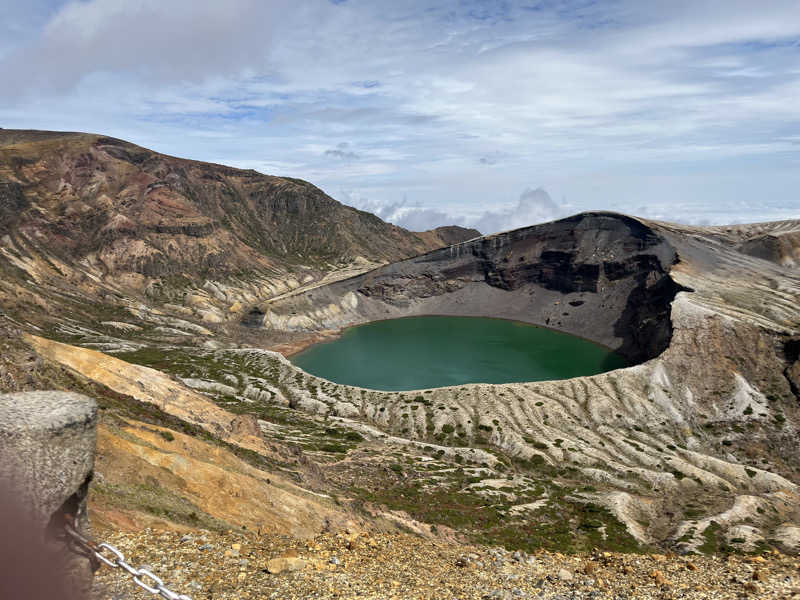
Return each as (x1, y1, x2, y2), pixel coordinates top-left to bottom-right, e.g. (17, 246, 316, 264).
(0, 391, 98, 596)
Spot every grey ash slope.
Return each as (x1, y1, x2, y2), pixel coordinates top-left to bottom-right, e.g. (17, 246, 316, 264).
(233, 212, 800, 553)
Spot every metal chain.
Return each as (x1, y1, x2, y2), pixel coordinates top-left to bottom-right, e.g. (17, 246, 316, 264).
(62, 515, 193, 600)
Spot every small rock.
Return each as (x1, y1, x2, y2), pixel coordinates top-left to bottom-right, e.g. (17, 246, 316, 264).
(329, 556, 340, 565)
(558, 568, 573, 582)
(266, 557, 307, 574)
(743, 582, 760, 594)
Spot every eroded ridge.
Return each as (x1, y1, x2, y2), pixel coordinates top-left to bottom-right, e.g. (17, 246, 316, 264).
(90, 337, 795, 553)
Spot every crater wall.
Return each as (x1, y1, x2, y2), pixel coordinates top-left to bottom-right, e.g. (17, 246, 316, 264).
(263, 213, 685, 363)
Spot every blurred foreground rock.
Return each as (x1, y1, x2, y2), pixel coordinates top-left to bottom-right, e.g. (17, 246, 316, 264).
(0, 391, 98, 597)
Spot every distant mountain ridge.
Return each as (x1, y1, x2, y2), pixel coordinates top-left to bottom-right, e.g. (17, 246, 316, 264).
(414, 225, 482, 248)
(0, 129, 474, 280)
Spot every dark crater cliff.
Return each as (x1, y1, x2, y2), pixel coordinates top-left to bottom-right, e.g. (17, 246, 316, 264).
(266, 212, 689, 364)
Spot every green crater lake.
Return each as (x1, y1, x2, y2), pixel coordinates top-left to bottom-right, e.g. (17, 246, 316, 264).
(291, 316, 627, 391)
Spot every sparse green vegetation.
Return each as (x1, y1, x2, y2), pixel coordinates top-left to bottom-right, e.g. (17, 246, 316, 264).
(698, 521, 722, 554)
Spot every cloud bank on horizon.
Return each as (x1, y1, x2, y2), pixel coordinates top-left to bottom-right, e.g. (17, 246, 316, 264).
(357, 187, 564, 235)
(1, 0, 799, 233)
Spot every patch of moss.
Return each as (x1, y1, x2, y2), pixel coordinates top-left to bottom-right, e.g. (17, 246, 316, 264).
(698, 521, 722, 555)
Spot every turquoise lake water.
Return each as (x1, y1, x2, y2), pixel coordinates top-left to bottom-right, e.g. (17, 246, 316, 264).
(290, 316, 627, 391)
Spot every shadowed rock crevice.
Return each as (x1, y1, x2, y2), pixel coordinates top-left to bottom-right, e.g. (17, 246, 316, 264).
(612, 260, 692, 363)
(784, 338, 800, 400)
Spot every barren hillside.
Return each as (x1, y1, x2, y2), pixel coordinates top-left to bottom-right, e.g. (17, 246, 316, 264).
(1, 131, 799, 560)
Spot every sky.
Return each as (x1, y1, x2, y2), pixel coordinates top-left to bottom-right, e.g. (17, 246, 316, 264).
(1, 0, 799, 233)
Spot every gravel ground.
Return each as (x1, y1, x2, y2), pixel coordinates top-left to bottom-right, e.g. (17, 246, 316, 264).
(91, 529, 800, 600)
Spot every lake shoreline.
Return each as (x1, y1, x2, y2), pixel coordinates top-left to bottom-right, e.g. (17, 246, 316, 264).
(287, 315, 628, 391)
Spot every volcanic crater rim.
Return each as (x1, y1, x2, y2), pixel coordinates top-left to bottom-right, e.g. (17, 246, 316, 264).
(261, 213, 687, 381)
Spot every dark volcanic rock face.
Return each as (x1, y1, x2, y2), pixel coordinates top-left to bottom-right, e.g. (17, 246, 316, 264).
(269, 212, 685, 363)
(467, 214, 668, 295)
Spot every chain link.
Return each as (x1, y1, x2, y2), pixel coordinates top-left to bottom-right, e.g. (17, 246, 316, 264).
(62, 516, 192, 600)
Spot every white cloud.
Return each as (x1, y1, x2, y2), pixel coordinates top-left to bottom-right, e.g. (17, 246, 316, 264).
(473, 188, 564, 235)
(342, 186, 565, 235)
(0, 0, 286, 97)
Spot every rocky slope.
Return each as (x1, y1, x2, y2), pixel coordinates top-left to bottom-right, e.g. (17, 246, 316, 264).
(0, 129, 444, 270)
(92, 529, 800, 600)
(223, 212, 800, 554)
(0, 129, 471, 339)
(2, 129, 799, 560)
(414, 225, 482, 249)
(15, 214, 798, 556)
